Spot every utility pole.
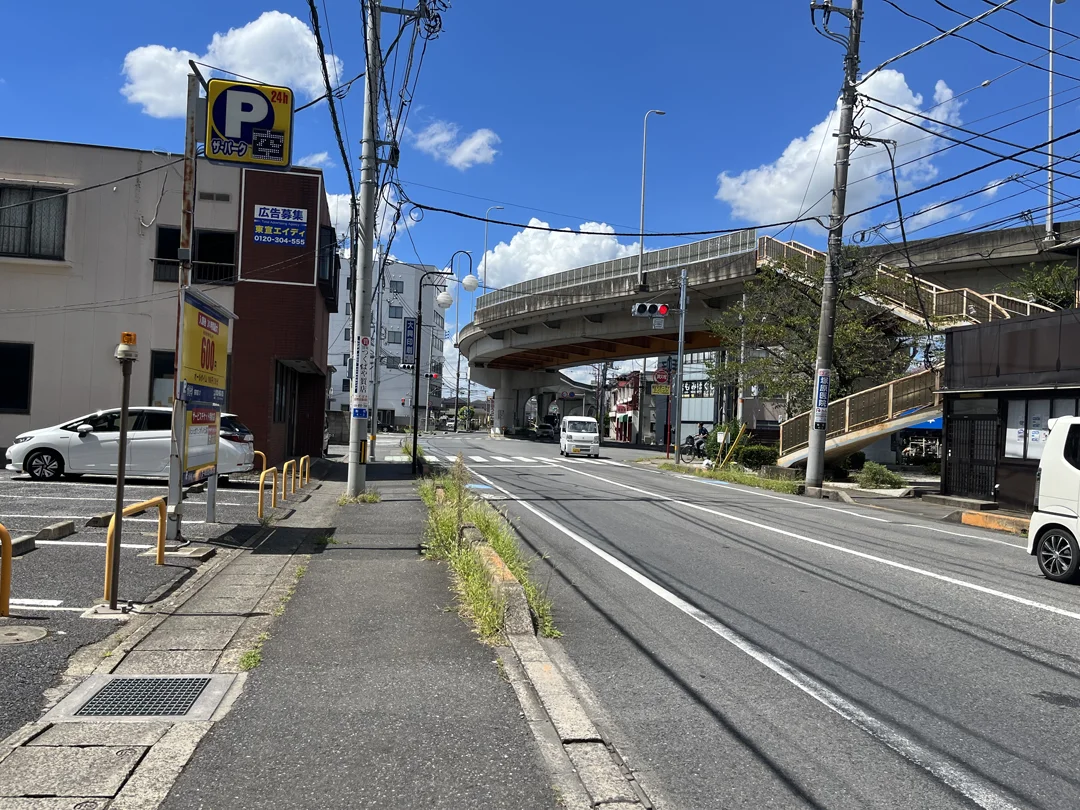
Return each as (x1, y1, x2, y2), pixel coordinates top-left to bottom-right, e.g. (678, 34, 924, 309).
(805, 0, 863, 492)
(166, 73, 199, 542)
(369, 252, 384, 458)
(347, 0, 381, 497)
(673, 267, 688, 463)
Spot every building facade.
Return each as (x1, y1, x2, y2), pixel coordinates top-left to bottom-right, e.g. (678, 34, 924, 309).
(0, 138, 337, 466)
(326, 260, 444, 428)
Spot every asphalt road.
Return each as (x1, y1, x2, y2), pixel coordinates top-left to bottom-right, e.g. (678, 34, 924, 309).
(0, 469, 270, 742)
(422, 433, 1080, 810)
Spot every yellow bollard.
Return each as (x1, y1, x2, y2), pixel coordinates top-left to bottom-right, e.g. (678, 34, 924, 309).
(254, 450, 267, 475)
(299, 455, 310, 487)
(0, 523, 11, 618)
(258, 466, 279, 519)
(281, 459, 296, 500)
(104, 497, 167, 600)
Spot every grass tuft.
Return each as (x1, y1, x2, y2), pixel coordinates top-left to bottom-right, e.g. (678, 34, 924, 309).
(659, 462, 802, 494)
(338, 489, 382, 505)
(238, 632, 270, 671)
(419, 464, 560, 641)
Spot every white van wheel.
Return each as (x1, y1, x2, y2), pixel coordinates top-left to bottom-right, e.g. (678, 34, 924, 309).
(1037, 528, 1080, 583)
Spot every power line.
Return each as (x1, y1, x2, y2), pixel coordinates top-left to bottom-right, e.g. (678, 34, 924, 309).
(933, 0, 1080, 66)
(308, 0, 356, 208)
(0, 158, 185, 213)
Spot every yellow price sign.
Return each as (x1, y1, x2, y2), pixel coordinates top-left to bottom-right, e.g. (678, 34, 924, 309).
(651, 383, 672, 396)
(180, 292, 229, 405)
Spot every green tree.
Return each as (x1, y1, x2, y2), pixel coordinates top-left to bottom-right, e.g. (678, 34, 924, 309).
(706, 249, 919, 414)
(996, 261, 1075, 310)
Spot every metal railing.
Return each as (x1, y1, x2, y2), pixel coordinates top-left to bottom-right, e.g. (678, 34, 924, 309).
(757, 236, 1030, 325)
(779, 366, 942, 457)
(254, 450, 267, 475)
(281, 459, 297, 499)
(299, 455, 311, 487)
(103, 497, 167, 599)
(474, 229, 757, 319)
(152, 259, 238, 285)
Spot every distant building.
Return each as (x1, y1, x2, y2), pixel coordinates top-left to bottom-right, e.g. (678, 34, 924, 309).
(0, 138, 337, 465)
(326, 260, 445, 428)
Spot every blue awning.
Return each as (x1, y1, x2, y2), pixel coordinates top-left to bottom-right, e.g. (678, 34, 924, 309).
(910, 417, 942, 430)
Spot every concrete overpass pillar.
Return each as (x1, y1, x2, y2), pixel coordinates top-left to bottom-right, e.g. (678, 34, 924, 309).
(492, 372, 515, 436)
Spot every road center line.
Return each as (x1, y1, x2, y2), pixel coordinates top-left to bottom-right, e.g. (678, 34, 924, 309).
(542, 463, 1080, 623)
(468, 468, 1023, 810)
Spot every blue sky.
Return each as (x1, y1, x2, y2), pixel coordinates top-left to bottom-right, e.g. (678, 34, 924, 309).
(3, 0, 1077, 379)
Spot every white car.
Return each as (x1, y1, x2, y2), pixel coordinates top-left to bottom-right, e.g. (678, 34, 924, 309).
(535, 424, 554, 439)
(559, 416, 600, 458)
(5, 407, 255, 481)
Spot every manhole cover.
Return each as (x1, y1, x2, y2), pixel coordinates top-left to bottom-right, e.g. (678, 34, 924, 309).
(75, 676, 211, 717)
(0, 625, 48, 644)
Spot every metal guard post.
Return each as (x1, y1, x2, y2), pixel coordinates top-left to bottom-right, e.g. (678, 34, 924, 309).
(281, 459, 296, 499)
(258, 466, 279, 519)
(0, 523, 11, 617)
(254, 450, 267, 474)
(299, 455, 310, 487)
(104, 497, 167, 600)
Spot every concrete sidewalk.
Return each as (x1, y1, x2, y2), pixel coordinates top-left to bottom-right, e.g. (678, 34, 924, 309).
(161, 461, 553, 809)
(0, 460, 556, 809)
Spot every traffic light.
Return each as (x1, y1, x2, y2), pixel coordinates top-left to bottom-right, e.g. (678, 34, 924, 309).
(630, 303, 669, 317)
(400, 363, 415, 370)
(424, 372, 439, 379)
(401, 398, 406, 406)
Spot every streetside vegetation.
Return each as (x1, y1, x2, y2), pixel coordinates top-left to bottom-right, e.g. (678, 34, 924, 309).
(659, 462, 802, 495)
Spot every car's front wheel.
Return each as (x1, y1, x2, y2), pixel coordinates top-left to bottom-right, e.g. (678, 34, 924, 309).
(1037, 528, 1080, 583)
(26, 449, 64, 481)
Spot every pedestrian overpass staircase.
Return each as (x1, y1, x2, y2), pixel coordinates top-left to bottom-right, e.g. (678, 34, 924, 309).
(777, 366, 943, 468)
(756, 236, 1052, 327)
(758, 236, 1056, 467)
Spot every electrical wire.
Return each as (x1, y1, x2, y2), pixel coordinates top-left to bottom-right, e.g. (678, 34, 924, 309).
(934, 0, 1080, 66)
(308, 0, 357, 210)
(862, 0, 1023, 84)
(0, 158, 185, 213)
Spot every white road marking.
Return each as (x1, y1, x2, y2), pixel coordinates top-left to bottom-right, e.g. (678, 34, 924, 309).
(9, 598, 63, 607)
(0, 514, 203, 524)
(36, 540, 154, 549)
(514, 457, 536, 463)
(549, 463, 1080, 622)
(8, 605, 90, 613)
(899, 524, 1026, 550)
(469, 468, 1024, 810)
(491, 456, 512, 463)
(468, 456, 488, 462)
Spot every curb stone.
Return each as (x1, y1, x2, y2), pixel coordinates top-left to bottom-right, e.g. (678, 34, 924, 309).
(471, 532, 646, 808)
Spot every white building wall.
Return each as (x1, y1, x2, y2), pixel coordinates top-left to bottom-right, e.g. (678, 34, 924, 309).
(0, 139, 238, 448)
(325, 260, 445, 427)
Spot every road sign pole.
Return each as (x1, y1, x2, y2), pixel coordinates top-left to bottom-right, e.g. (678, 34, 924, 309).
(109, 335, 138, 610)
(674, 267, 688, 463)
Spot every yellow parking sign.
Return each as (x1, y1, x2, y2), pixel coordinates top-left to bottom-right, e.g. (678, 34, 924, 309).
(205, 79, 293, 168)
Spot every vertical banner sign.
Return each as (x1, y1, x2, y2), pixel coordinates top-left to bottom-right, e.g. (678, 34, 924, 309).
(183, 406, 220, 487)
(180, 292, 229, 406)
(403, 318, 417, 364)
(813, 368, 831, 432)
(351, 335, 372, 419)
(253, 204, 307, 246)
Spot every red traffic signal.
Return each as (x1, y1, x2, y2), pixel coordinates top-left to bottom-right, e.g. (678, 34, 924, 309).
(424, 372, 439, 379)
(657, 304, 669, 316)
(401, 398, 406, 406)
(631, 302, 670, 317)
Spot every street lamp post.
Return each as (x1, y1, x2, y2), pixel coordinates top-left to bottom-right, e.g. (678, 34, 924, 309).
(451, 251, 475, 433)
(636, 109, 666, 292)
(1049, 0, 1068, 242)
(483, 205, 503, 291)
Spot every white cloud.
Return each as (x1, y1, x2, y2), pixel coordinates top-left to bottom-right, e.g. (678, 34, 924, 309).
(297, 151, 334, 169)
(906, 200, 972, 233)
(476, 218, 637, 291)
(409, 120, 500, 170)
(716, 70, 965, 232)
(121, 11, 341, 118)
(982, 178, 1005, 198)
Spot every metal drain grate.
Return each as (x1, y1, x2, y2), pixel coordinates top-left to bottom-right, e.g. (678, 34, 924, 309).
(75, 677, 212, 717)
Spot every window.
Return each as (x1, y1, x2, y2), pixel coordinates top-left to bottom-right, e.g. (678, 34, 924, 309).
(274, 362, 297, 423)
(387, 330, 402, 345)
(1005, 398, 1053, 460)
(346, 303, 351, 316)
(0, 343, 33, 413)
(340, 403, 349, 412)
(345, 327, 351, 341)
(149, 350, 175, 407)
(388, 305, 403, 319)
(1053, 398, 1077, 418)
(341, 378, 350, 392)
(68, 410, 137, 433)
(390, 280, 405, 294)
(1066, 425, 1080, 470)
(137, 411, 173, 431)
(154, 226, 236, 283)
(198, 191, 231, 202)
(0, 185, 66, 260)
(342, 353, 349, 366)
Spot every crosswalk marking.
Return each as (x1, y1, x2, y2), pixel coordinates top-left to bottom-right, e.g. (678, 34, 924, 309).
(514, 457, 534, 463)
(469, 456, 487, 462)
(492, 456, 511, 462)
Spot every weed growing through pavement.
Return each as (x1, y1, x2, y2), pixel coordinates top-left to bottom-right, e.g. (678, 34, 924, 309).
(337, 489, 381, 505)
(258, 514, 276, 527)
(419, 462, 560, 641)
(314, 534, 339, 546)
(238, 632, 270, 671)
(658, 462, 802, 494)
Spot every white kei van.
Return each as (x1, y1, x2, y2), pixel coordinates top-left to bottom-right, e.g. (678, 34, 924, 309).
(1029, 415, 1080, 582)
(560, 416, 600, 458)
